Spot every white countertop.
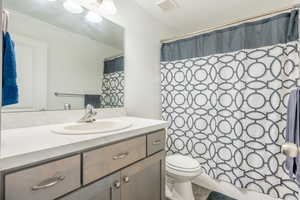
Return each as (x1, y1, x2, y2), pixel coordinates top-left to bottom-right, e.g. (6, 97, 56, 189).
(0, 117, 169, 171)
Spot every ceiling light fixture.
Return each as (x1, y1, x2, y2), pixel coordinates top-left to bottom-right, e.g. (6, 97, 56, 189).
(98, 0, 117, 15)
(157, 0, 179, 12)
(85, 11, 103, 23)
(63, 0, 83, 14)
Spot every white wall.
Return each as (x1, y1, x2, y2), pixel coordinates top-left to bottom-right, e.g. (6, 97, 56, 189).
(8, 11, 122, 110)
(104, 0, 176, 119)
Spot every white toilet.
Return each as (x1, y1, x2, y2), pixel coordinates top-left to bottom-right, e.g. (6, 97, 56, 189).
(166, 154, 202, 200)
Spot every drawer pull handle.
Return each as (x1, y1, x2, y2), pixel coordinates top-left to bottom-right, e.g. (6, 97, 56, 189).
(113, 152, 129, 160)
(32, 175, 65, 191)
(152, 140, 162, 145)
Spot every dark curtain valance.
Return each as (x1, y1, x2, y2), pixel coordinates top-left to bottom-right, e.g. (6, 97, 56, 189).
(161, 10, 299, 62)
(104, 56, 124, 74)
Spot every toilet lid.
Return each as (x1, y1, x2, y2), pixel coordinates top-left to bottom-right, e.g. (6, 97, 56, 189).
(166, 154, 201, 171)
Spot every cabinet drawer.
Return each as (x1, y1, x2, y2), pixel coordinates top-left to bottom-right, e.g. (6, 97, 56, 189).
(147, 130, 166, 156)
(5, 155, 81, 200)
(83, 136, 146, 185)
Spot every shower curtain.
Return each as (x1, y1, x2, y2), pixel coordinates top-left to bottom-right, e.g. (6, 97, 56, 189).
(161, 11, 299, 199)
(100, 56, 124, 108)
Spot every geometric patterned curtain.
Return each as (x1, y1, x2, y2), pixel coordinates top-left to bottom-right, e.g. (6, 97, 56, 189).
(100, 71, 124, 108)
(161, 41, 300, 200)
(100, 56, 124, 108)
(161, 11, 300, 200)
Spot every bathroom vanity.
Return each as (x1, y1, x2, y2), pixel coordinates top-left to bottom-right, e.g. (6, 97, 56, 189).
(0, 117, 169, 200)
(0, 0, 168, 199)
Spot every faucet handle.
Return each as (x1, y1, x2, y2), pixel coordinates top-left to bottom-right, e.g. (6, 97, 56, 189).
(86, 104, 94, 110)
(86, 104, 95, 114)
(79, 104, 97, 123)
(86, 104, 97, 116)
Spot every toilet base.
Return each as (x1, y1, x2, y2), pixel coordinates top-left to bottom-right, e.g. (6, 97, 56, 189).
(173, 181, 195, 200)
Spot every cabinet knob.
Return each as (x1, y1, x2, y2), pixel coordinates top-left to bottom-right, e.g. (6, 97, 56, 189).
(123, 176, 130, 183)
(113, 181, 121, 189)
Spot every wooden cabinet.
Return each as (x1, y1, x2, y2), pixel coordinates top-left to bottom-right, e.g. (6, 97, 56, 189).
(59, 152, 165, 200)
(121, 151, 165, 200)
(58, 172, 121, 200)
(147, 130, 166, 156)
(1, 129, 166, 200)
(83, 136, 146, 185)
(5, 155, 81, 200)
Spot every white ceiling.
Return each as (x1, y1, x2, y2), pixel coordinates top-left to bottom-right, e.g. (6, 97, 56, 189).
(134, 0, 295, 35)
(5, 0, 124, 49)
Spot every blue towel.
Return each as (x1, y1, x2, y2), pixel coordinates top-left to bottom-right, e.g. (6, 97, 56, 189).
(2, 32, 18, 106)
(286, 88, 300, 182)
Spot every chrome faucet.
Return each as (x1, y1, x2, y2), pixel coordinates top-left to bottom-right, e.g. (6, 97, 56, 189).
(79, 104, 97, 123)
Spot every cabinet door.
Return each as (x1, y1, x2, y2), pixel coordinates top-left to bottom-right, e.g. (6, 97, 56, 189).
(121, 151, 165, 200)
(58, 172, 121, 200)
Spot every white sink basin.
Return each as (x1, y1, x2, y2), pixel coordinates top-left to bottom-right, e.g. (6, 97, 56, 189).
(52, 120, 132, 135)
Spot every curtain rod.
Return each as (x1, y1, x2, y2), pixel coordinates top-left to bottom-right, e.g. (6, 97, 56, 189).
(161, 6, 298, 44)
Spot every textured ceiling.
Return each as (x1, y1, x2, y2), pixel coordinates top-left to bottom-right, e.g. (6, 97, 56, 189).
(5, 0, 124, 49)
(134, 0, 295, 35)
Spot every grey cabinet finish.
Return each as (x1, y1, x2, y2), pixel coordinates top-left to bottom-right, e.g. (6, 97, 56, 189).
(60, 152, 165, 200)
(58, 172, 121, 200)
(147, 130, 166, 156)
(5, 155, 81, 200)
(121, 151, 165, 200)
(83, 136, 146, 185)
(1, 129, 166, 200)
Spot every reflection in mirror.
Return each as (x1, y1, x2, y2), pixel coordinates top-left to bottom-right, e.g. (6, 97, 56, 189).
(2, 0, 124, 112)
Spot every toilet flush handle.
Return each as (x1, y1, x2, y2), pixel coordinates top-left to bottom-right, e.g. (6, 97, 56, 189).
(281, 143, 299, 158)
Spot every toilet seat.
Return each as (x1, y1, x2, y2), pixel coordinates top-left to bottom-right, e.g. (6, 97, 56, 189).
(166, 154, 202, 181)
(166, 154, 201, 173)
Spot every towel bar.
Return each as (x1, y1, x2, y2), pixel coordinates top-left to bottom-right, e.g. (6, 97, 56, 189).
(54, 92, 85, 97)
(54, 92, 99, 97)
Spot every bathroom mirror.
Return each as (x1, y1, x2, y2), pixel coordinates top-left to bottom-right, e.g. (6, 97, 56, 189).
(2, 0, 124, 112)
